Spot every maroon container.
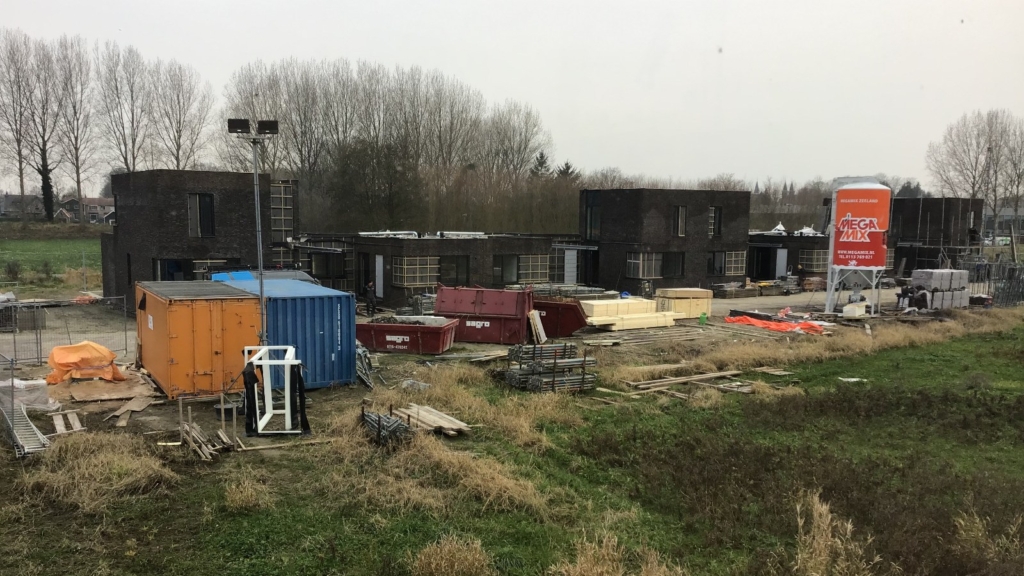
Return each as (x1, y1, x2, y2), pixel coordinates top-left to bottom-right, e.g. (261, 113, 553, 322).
(435, 285, 534, 345)
(356, 316, 459, 354)
(533, 298, 587, 338)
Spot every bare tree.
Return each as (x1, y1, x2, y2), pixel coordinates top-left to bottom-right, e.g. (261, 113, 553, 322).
(56, 34, 95, 222)
(354, 61, 391, 147)
(280, 59, 328, 194)
(150, 59, 213, 170)
(926, 111, 989, 201)
(0, 29, 33, 221)
(26, 38, 65, 221)
(696, 173, 750, 191)
(218, 60, 286, 176)
(321, 58, 357, 154)
(95, 41, 151, 173)
(482, 100, 549, 192)
(980, 110, 1015, 234)
(1000, 117, 1024, 238)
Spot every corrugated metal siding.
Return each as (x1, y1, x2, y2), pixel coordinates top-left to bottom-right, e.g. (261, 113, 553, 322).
(222, 280, 356, 388)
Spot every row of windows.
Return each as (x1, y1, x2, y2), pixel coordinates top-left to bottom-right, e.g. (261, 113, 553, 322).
(391, 254, 551, 287)
(586, 204, 726, 241)
(625, 251, 745, 279)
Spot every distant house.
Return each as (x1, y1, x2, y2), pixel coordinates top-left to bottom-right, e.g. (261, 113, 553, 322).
(0, 193, 44, 219)
(54, 207, 76, 223)
(61, 196, 115, 223)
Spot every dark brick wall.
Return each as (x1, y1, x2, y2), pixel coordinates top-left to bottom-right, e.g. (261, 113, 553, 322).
(101, 170, 272, 309)
(100, 233, 116, 296)
(580, 189, 751, 292)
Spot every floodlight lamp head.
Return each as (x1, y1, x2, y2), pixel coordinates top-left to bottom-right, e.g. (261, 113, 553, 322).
(228, 119, 251, 134)
(257, 120, 279, 135)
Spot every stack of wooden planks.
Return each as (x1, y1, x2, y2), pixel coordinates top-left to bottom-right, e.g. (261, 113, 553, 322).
(581, 297, 685, 331)
(391, 403, 471, 437)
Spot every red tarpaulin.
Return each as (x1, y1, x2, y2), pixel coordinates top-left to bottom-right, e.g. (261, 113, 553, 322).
(725, 315, 824, 335)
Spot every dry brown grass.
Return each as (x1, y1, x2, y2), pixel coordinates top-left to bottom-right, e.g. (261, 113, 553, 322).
(548, 534, 686, 576)
(393, 434, 546, 514)
(595, 309, 1024, 375)
(953, 508, 1024, 570)
(750, 381, 805, 401)
(21, 432, 176, 512)
(312, 414, 543, 515)
(411, 534, 497, 576)
(61, 266, 102, 289)
(224, 469, 275, 512)
(792, 491, 887, 576)
(687, 387, 724, 409)
(369, 361, 580, 450)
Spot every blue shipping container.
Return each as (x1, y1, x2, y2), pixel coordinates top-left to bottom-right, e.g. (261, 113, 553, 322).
(221, 279, 356, 388)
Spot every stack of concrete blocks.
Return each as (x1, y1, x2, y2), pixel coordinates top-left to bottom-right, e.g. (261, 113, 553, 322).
(581, 298, 682, 331)
(655, 288, 713, 319)
(909, 269, 969, 310)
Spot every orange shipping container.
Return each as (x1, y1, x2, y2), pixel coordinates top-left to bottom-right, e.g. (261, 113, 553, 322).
(135, 282, 260, 399)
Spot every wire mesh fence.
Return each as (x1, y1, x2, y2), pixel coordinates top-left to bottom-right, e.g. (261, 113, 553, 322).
(958, 259, 1024, 307)
(0, 296, 131, 365)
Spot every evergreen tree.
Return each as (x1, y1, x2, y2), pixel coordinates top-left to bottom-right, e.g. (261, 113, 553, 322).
(529, 151, 551, 178)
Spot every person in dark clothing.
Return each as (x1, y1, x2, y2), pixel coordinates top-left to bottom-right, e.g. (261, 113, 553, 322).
(365, 281, 377, 317)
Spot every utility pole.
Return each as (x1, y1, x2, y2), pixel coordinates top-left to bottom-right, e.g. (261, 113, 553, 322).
(228, 119, 279, 344)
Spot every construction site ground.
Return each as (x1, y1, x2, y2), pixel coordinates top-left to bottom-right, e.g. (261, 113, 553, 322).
(2, 306, 1024, 575)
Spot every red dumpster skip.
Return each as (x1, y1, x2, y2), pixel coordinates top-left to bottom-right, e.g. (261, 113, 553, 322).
(435, 285, 533, 345)
(356, 316, 460, 354)
(533, 298, 587, 338)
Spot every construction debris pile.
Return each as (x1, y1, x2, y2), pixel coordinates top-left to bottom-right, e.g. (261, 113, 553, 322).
(502, 343, 596, 393)
(369, 316, 425, 325)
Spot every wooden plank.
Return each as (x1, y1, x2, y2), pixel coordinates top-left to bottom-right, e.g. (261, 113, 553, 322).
(66, 412, 84, 431)
(528, 310, 548, 344)
(104, 396, 155, 421)
(629, 386, 670, 395)
(52, 414, 68, 435)
(628, 370, 742, 388)
(595, 387, 632, 396)
(409, 404, 470, 429)
(116, 412, 132, 427)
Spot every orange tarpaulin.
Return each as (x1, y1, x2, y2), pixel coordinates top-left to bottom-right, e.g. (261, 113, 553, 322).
(45, 340, 126, 384)
(724, 315, 824, 335)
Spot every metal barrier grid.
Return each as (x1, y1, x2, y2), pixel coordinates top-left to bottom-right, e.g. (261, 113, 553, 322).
(0, 296, 131, 365)
(958, 261, 1024, 307)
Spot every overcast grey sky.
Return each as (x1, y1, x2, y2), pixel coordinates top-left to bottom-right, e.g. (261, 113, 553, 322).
(5, 0, 1023, 190)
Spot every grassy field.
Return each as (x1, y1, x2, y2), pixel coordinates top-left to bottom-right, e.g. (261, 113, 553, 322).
(2, 311, 1024, 575)
(0, 238, 102, 271)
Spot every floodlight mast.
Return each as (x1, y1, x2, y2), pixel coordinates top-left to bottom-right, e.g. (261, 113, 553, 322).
(227, 118, 278, 345)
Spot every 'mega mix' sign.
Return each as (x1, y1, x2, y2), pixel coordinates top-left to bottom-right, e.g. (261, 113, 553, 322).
(832, 186, 891, 268)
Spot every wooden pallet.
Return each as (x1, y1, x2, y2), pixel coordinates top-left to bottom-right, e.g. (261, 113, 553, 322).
(391, 403, 471, 437)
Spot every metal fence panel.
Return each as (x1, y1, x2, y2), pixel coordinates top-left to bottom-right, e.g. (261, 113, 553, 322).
(958, 260, 1024, 307)
(0, 297, 130, 365)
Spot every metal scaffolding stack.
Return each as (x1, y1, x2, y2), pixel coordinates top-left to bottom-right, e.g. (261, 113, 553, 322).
(502, 344, 595, 393)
